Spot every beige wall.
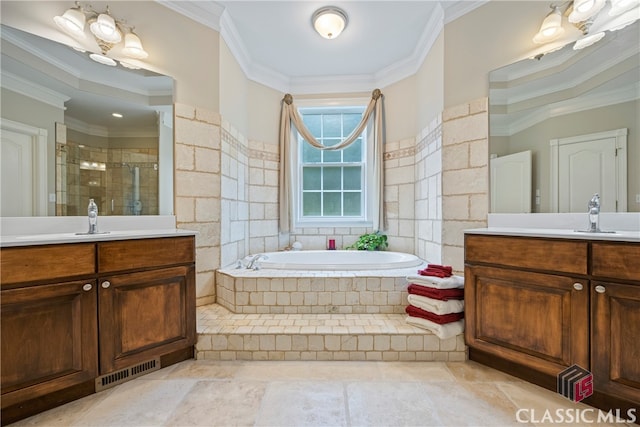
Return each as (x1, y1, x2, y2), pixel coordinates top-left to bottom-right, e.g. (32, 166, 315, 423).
(443, 1, 554, 109)
(219, 40, 249, 136)
(415, 33, 445, 134)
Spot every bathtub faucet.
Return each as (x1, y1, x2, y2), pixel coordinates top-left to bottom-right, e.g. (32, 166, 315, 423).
(247, 254, 268, 270)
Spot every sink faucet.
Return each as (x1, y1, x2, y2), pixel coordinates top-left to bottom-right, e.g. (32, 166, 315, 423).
(588, 193, 600, 232)
(246, 254, 267, 270)
(87, 198, 99, 234)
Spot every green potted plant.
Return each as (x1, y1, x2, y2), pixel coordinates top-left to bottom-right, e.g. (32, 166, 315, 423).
(346, 231, 388, 251)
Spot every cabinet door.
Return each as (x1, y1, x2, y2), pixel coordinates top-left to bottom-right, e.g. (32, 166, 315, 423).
(98, 265, 195, 374)
(591, 281, 640, 404)
(465, 265, 589, 376)
(1, 280, 98, 408)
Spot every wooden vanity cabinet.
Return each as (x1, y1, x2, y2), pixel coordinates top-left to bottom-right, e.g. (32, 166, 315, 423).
(464, 235, 589, 381)
(97, 237, 196, 374)
(1, 244, 99, 424)
(590, 242, 640, 409)
(465, 234, 640, 413)
(0, 235, 196, 424)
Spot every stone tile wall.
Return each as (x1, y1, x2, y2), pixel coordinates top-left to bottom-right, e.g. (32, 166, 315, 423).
(441, 98, 489, 271)
(174, 103, 222, 306)
(414, 116, 443, 264)
(220, 122, 250, 268)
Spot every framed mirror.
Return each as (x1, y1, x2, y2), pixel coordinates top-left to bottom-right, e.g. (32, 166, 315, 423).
(489, 21, 639, 214)
(1, 25, 174, 217)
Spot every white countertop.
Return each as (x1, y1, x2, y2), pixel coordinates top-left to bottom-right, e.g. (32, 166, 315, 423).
(0, 229, 197, 247)
(465, 227, 640, 242)
(0, 216, 196, 248)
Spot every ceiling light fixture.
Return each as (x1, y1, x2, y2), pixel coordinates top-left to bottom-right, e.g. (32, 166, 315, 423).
(312, 6, 348, 39)
(54, 2, 148, 67)
(532, 0, 640, 54)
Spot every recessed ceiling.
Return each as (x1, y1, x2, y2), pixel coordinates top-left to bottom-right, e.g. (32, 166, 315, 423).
(160, 1, 486, 93)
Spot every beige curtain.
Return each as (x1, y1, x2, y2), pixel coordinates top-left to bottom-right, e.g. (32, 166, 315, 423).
(279, 89, 385, 232)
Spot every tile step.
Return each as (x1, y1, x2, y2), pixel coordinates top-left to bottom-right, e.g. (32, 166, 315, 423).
(196, 304, 467, 362)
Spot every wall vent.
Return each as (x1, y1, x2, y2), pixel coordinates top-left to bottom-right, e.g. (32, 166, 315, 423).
(95, 357, 161, 392)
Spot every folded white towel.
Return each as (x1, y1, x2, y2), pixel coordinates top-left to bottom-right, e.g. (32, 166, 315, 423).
(406, 274, 464, 289)
(407, 294, 464, 315)
(405, 316, 464, 339)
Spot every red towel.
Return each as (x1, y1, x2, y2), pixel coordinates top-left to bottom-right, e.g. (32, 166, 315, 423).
(418, 264, 453, 278)
(405, 304, 464, 324)
(407, 284, 464, 301)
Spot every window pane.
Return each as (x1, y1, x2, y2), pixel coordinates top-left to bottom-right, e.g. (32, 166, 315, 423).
(323, 193, 341, 216)
(302, 142, 321, 163)
(323, 167, 341, 190)
(303, 192, 321, 215)
(343, 192, 361, 216)
(303, 167, 321, 190)
(343, 167, 361, 190)
(322, 115, 341, 137)
(343, 138, 362, 162)
(323, 149, 341, 163)
(343, 113, 361, 135)
(303, 114, 321, 136)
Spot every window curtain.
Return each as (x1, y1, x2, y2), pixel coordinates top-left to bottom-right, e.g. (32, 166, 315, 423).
(278, 89, 385, 232)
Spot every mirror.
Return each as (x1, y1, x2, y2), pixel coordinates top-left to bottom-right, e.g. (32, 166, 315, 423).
(489, 21, 639, 213)
(0, 25, 174, 217)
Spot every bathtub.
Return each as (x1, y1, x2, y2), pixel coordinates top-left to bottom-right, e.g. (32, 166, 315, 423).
(256, 250, 423, 270)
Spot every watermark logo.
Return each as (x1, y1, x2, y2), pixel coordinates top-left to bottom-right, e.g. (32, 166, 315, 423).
(558, 364, 593, 402)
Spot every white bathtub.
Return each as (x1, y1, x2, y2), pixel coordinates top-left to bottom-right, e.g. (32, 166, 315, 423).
(256, 250, 423, 270)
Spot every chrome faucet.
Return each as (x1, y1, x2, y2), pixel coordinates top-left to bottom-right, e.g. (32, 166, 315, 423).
(588, 193, 600, 232)
(246, 254, 267, 270)
(87, 198, 99, 234)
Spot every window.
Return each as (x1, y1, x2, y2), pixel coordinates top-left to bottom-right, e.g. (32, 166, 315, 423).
(295, 105, 372, 226)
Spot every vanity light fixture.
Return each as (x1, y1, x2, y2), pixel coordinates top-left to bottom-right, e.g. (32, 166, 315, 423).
(312, 6, 348, 39)
(54, 2, 148, 67)
(112, 113, 123, 118)
(533, 5, 566, 43)
(532, 0, 640, 54)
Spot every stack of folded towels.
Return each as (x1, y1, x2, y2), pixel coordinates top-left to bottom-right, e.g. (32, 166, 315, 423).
(404, 264, 465, 339)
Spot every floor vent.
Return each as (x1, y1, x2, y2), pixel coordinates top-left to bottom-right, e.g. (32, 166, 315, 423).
(95, 357, 161, 392)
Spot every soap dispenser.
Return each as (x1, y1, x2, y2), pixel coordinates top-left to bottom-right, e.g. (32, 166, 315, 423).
(88, 198, 98, 234)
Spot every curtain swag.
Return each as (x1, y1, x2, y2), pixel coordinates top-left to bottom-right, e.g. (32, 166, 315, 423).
(278, 89, 385, 232)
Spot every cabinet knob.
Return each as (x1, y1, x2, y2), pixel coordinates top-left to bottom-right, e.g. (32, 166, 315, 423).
(573, 283, 583, 291)
(82, 283, 93, 291)
(595, 285, 606, 294)
(101, 281, 111, 289)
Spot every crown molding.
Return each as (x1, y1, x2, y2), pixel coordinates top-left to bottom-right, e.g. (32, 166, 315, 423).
(155, 0, 224, 32)
(159, 1, 484, 94)
(1, 70, 69, 109)
(490, 81, 640, 136)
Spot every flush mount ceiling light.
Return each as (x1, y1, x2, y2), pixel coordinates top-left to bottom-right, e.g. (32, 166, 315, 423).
(532, 0, 640, 54)
(54, 2, 149, 67)
(312, 6, 348, 39)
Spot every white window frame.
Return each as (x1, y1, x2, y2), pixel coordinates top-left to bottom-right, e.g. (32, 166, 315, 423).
(292, 97, 374, 228)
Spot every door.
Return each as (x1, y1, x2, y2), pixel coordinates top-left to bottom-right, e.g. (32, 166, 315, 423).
(490, 150, 532, 213)
(98, 265, 196, 373)
(551, 129, 627, 212)
(0, 118, 48, 216)
(1, 280, 98, 409)
(591, 281, 640, 406)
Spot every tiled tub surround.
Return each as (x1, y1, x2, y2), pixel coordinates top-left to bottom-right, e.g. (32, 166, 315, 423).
(200, 260, 468, 362)
(215, 264, 425, 315)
